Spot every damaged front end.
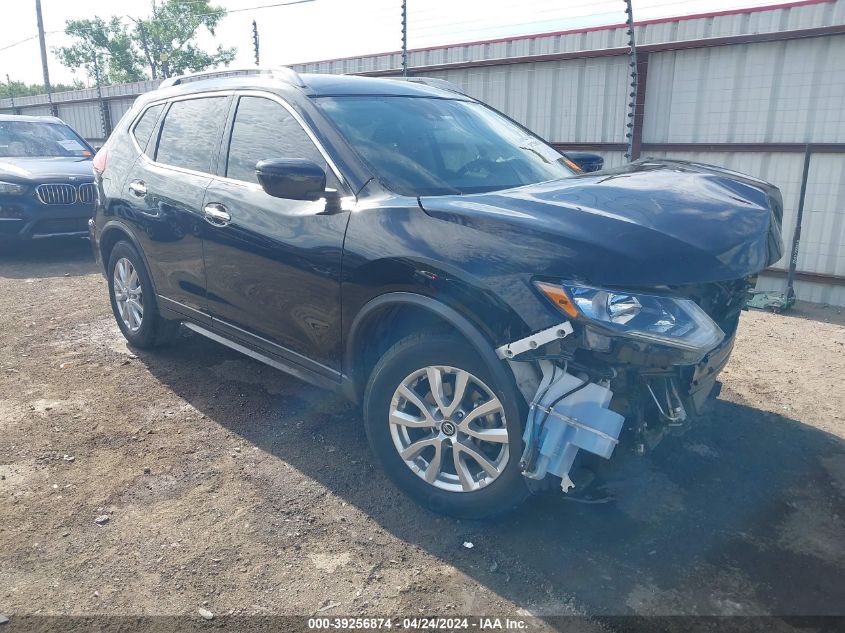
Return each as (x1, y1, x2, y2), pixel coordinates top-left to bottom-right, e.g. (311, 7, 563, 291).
(498, 277, 752, 493)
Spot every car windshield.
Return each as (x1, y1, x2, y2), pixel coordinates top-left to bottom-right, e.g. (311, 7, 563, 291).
(0, 120, 92, 158)
(316, 96, 575, 196)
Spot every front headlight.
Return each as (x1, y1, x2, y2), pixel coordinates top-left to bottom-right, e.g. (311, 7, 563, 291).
(535, 281, 724, 354)
(0, 181, 26, 195)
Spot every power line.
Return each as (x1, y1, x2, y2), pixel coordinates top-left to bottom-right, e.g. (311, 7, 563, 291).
(3, 0, 613, 51)
(0, 0, 767, 60)
(410, 9, 625, 40)
(0, 0, 591, 50)
(0, 0, 318, 50)
(196, 0, 316, 16)
(0, 35, 38, 53)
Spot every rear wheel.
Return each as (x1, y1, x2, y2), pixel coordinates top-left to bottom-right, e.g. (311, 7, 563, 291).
(107, 241, 179, 348)
(364, 334, 529, 519)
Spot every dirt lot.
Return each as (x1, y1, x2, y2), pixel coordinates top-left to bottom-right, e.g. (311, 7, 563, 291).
(1, 239, 845, 629)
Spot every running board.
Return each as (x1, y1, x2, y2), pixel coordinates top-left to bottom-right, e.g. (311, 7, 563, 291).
(181, 322, 341, 391)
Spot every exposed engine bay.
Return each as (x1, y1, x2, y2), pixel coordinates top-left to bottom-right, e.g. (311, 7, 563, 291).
(498, 278, 753, 493)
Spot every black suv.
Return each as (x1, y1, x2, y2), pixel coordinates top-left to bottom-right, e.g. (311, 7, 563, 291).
(91, 69, 783, 518)
(0, 115, 97, 240)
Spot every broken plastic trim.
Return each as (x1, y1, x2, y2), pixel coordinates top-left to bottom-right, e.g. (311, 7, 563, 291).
(495, 321, 573, 360)
(520, 360, 625, 492)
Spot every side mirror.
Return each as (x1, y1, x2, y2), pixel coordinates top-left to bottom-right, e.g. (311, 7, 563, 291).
(256, 158, 327, 200)
(565, 151, 604, 173)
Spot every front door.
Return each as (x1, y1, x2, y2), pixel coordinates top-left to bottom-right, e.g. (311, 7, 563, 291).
(202, 94, 350, 375)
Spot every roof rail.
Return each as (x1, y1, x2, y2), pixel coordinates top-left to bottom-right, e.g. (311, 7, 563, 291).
(159, 67, 307, 89)
(389, 76, 468, 96)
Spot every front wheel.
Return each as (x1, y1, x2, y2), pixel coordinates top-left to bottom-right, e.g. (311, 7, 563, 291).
(363, 334, 530, 519)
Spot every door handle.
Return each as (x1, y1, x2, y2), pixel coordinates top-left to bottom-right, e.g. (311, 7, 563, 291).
(128, 180, 147, 197)
(203, 203, 231, 225)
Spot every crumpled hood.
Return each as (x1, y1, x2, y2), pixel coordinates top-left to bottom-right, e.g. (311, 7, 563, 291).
(419, 159, 784, 286)
(0, 156, 94, 182)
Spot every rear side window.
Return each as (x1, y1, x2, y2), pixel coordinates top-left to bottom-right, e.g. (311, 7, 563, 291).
(155, 97, 228, 173)
(225, 96, 330, 185)
(131, 103, 164, 152)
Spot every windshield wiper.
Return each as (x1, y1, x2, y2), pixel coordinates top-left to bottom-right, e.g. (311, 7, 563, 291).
(519, 146, 554, 165)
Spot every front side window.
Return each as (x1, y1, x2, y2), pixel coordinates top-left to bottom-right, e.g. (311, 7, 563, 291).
(317, 96, 575, 196)
(155, 97, 228, 173)
(132, 103, 164, 153)
(225, 96, 330, 185)
(0, 120, 92, 158)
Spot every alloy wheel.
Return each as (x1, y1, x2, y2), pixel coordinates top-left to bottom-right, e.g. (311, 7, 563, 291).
(388, 365, 509, 492)
(113, 257, 143, 333)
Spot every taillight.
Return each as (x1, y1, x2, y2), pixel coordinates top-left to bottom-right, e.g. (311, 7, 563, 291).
(93, 147, 108, 174)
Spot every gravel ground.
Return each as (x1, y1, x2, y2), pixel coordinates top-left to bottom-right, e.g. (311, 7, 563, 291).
(1, 239, 844, 630)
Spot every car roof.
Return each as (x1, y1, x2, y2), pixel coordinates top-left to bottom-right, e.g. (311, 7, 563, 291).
(299, 73, 467, 98)
(0, 114, 65, 124)
(145, 70, 469, 102)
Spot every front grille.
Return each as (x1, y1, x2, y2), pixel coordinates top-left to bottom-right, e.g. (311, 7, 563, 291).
(35, 182, 96, 205)
(36, 183, 77, 205)
(78, 183, 96, 204)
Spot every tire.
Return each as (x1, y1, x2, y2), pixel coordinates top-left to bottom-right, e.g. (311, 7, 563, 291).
(363, 333, 530, 519)
(107, 241, 179, 349)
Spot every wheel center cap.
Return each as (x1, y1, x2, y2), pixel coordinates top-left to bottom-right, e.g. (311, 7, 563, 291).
(441, 421, 457, 437)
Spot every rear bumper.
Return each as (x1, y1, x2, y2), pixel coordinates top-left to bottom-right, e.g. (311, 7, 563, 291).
(0, 203, 94, 240)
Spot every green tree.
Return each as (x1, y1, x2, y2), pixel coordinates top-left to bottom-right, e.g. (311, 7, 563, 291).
(131, 0, 237, 79)
(56, 17, 146, 84)
(2, 79, 84, 101)
(54, 0, 237, 84)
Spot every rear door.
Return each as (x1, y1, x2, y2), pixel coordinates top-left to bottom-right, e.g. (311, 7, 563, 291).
(122, 94, 231, 322)
(201, 93, 350, 375)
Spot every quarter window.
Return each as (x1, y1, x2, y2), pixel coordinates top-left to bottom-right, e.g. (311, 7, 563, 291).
(131, 103, 164, 153)
(226, 96, 331, 185)
(155, 97, 229, 173)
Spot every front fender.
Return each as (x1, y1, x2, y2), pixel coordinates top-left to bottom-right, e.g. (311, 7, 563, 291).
(345, 291, 518, 404)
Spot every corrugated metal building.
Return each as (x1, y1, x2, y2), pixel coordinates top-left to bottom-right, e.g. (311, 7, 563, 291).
(2, 0, 844, 304)
(289, 0, 845, 305)
(0, 79, 162, 142)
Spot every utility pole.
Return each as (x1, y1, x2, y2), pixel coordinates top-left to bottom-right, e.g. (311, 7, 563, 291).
(92, 53, 111, 139)
(35, 0, 57, 116)
(252, 20, 260, 66)
(623, 0, 637, 162)
(401, 0, 408, 77)
(786, 144, 812, 303)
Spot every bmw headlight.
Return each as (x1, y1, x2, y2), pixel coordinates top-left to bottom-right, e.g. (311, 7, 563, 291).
(0, 181, 26, 195)
(535, 281, 724, 354)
